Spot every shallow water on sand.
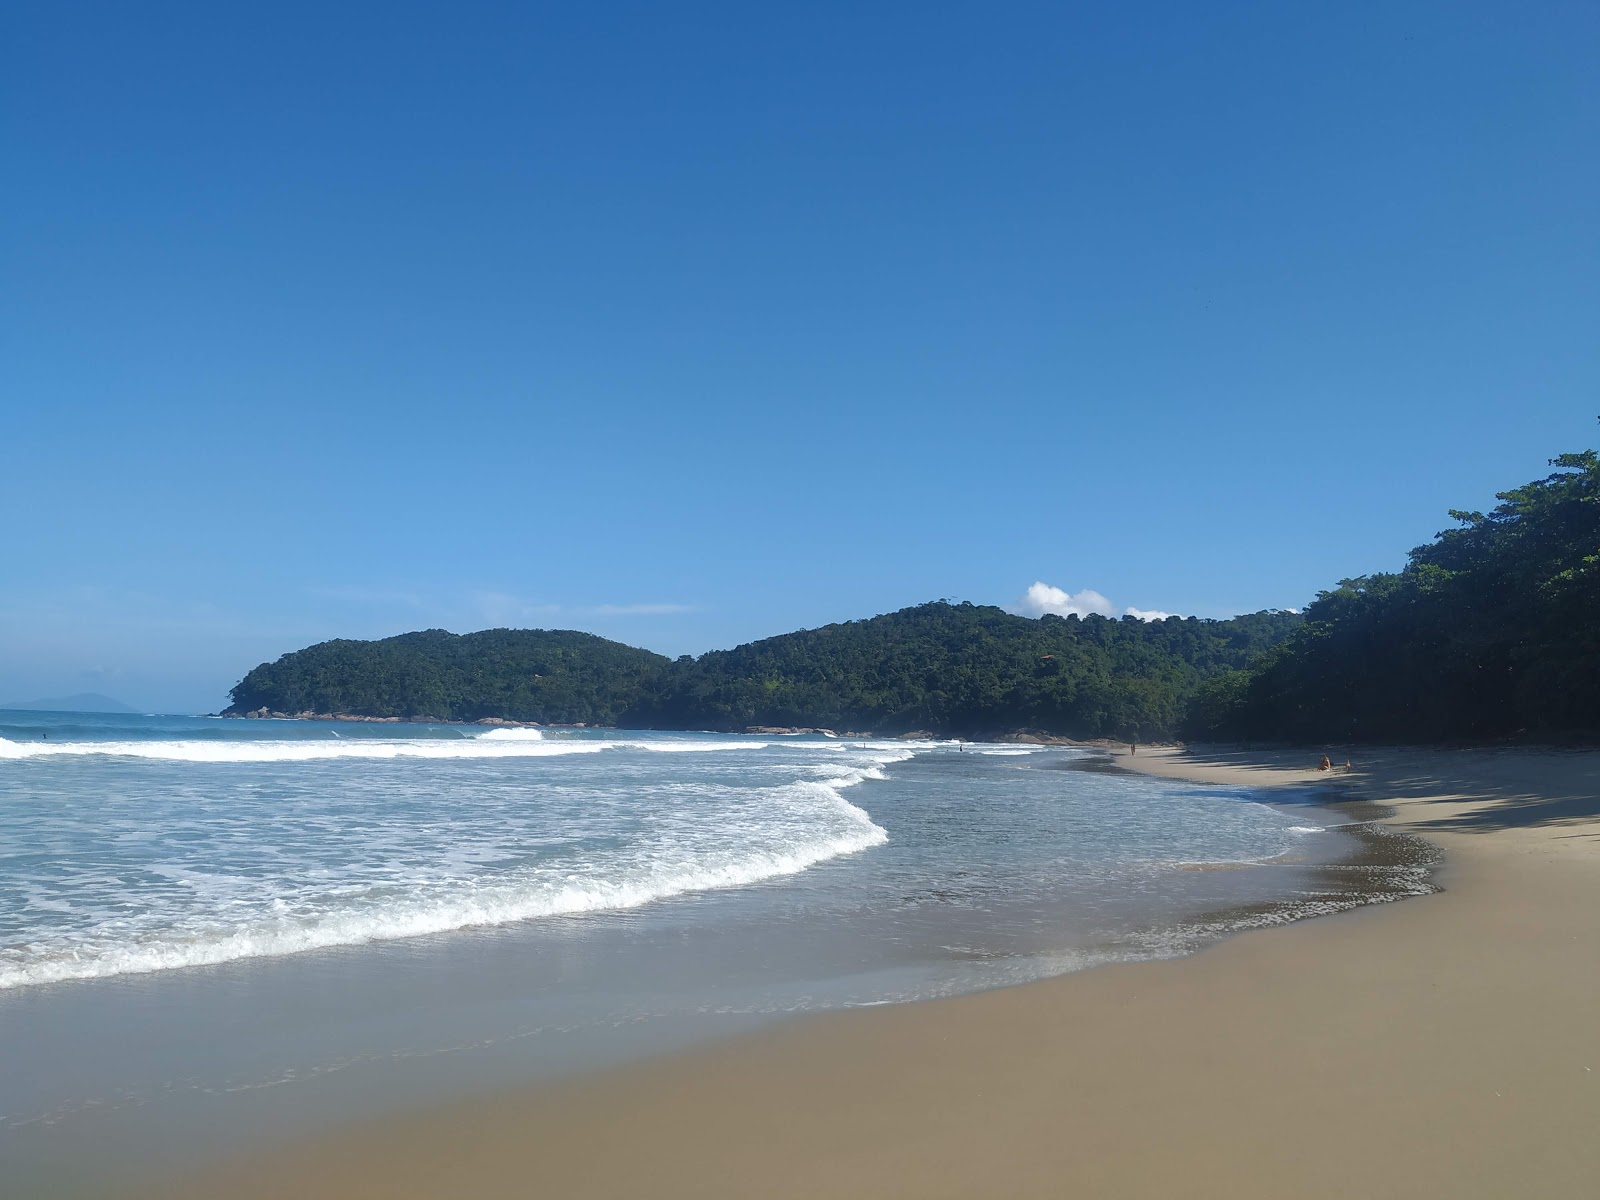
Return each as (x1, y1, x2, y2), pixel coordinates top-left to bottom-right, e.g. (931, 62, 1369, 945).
(0, 714, 1428, 1191)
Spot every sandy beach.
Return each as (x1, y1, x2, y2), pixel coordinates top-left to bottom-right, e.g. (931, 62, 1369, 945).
(151, 746, 1600, 1199)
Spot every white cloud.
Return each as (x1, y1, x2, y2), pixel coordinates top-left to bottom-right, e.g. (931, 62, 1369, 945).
(592, 603, 696, 616)
(1014, 582, 1181, 622)
(1124, 607, 1175, 622)
(1014, 582, 1118, 618)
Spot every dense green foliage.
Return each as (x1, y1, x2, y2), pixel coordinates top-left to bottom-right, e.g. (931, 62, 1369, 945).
(228, 628, 672, 726)
(633, 603, 1298, 739)
(1190, 436, 1600, 742)
(229, 605, 1302, 739)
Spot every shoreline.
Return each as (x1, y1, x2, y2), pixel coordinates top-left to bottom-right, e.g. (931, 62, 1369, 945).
(149, 745, 1600, 1198)
(1051, 752, 1445, 937)
(216, 709, 1100, 745)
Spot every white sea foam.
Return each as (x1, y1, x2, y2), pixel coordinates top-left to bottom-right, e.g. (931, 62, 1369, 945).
(625, 740, 769, 753)
(0, 736, 906, 990)
(0, 735, 609, 763)
(1, 727, 1349, 1004)
(0, 734, 768, 764)
(0, 834, 888, 989)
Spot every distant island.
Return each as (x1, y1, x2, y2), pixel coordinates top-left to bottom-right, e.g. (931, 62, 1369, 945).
(1, 692, 138, 714)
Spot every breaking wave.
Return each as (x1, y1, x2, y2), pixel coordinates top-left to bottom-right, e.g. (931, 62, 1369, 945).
(0, 740, 900, 990)
(0, 734, 773, 763)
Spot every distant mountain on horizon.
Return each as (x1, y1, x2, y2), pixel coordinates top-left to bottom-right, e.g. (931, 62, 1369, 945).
(0, 692, 140, 714)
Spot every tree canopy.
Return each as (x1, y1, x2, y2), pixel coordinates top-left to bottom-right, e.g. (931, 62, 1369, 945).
(227, 628, 671, 726)
(228, 604, 1302, 740)
(633, 602, 1298, 739)
(1188, 431, 1600, 743)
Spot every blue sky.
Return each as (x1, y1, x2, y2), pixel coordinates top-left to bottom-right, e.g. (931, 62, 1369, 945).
(3, 1, 1596, 712)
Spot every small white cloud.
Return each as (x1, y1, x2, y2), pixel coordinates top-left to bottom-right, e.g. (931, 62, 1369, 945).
(1014, 582, 1182, 621)
(1014, 582, 1118, 618)
(1124, 607, 1174, 622)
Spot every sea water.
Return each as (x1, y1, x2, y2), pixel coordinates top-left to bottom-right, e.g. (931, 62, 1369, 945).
(0, 711, 1424, 1189)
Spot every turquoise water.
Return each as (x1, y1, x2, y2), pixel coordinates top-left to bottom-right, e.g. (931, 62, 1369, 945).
(1, 710, 1400, 1188)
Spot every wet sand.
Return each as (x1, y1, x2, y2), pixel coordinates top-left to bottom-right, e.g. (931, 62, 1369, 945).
(150, 746, 1600, 1199)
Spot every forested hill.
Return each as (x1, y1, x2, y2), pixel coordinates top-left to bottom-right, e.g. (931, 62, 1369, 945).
(632, 604, 1297, 738)
(1188, 432, 1600, 743)
(227, 629, 672, 727)
(227, 605, 1302, 740)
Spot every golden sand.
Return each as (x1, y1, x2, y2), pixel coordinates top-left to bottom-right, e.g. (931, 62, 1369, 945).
(153, 746, 1600, 1199)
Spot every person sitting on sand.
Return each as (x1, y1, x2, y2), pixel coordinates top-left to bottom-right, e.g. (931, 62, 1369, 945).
(1317, 755, 1332, 772)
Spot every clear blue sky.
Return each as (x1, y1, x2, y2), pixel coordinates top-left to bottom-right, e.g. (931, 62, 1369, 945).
(3, 1, 1596, 712)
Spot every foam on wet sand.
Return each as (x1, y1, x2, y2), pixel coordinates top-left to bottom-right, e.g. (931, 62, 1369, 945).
(151, 745, 1600, 1199)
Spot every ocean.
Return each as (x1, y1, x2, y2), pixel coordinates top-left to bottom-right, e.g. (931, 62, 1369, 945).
(0, 711, 1433, 1190)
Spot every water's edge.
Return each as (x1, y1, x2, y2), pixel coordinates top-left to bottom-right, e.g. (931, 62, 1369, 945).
(2, 741, 1442, 1198)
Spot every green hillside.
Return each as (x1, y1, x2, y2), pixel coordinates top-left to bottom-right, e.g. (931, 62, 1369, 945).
(228, 604, 1301, 740)
(227, 628, 671, 725)
(1189, 430, 1600, 743)
(634, 602, 1297, 738)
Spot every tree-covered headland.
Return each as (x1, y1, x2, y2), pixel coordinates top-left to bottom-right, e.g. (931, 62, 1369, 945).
(1190, 431, 1600, 743)
(227, 629, 672, 728)
(228, 605, 1301, 741)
